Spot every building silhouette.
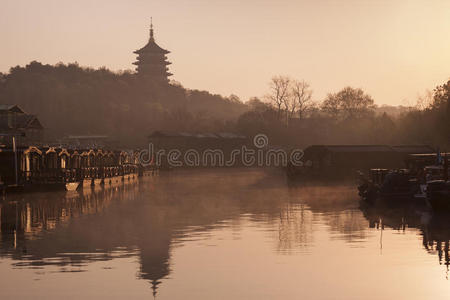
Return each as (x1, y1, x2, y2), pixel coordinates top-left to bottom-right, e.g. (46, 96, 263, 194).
(133, 20, 172, 83)
(0, 104, 43, 146)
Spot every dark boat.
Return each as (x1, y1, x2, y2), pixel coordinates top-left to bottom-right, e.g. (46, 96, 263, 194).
(358, 169, 423, 203)
(427, 180, 450, 211)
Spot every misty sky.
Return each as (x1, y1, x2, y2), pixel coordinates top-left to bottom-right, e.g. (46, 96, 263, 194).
(1, 0, 449, 105)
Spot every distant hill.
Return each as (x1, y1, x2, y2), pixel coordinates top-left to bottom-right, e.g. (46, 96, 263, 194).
(375, 105, 413, 117)
(0, 61, 247, 145)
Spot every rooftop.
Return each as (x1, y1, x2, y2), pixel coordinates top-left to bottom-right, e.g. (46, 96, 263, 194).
(0, 108, 43, 130)
(149, 131, 246, 139)
(306, 145, 394, 153)
(134, 23, 170, 55)
(305, 144, 437, 154)
(391, 145, 436, 154)
(0, 104, 25, 113)
(66, 135, 109, 140)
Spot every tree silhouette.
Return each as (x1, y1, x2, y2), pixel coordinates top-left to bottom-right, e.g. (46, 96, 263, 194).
(322, 87, 375, 120)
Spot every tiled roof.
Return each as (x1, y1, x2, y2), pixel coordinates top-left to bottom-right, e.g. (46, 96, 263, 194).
(391, 145, 435, 154)
(0, 104, 24, 113)
(309, 145, 394, 153)
(305, 144, 436, 155)
(149, 131, 246, 139)
(0, 114, 43, 130)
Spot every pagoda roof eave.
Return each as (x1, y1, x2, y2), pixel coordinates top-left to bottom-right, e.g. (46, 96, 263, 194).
(133, 61, 172, 66)
(134, 40, 170, 54)
(133, 49, 170, 55)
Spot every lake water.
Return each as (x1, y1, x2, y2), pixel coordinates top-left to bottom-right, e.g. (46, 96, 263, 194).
(0, 169, 449, 299)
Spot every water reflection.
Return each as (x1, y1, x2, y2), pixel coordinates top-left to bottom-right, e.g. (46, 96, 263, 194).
(422, 215, 450, 278)
(360, 198, 450, 276)
(0, 169, 449, 298)
(0, 182, 139, 267)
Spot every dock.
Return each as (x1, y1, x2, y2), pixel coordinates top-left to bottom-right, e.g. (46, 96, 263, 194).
(0, 145, 153, 192)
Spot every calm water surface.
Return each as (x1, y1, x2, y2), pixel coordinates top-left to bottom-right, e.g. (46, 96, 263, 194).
(0, 169, 449, 299)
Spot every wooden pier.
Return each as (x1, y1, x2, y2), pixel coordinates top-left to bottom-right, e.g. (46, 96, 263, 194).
(0, 145, 152, 192)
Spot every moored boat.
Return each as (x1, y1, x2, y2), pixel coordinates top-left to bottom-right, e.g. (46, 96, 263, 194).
(358, 169, 422, 203)
(426, 180, 450, 211)
(65, 182, 80, 191)
(358, 154, 449, 210)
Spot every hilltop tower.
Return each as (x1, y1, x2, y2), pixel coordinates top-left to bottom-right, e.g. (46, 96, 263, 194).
(133, 20, 172, 83)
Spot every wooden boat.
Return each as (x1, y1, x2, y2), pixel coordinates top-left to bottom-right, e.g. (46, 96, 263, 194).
(359, 161, 449, 208)
(65, 182, 80, 191)
(82, 178, 93, 188)
(358, 169, 421, 202)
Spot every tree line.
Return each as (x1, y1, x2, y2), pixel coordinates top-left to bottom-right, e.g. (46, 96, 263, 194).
(0, 61, 247, 146)
(237, 76, 449, 148)
(0, 61, 448, 149)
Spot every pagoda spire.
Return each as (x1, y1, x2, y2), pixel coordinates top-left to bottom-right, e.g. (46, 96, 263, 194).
(150, 17, 155, 42)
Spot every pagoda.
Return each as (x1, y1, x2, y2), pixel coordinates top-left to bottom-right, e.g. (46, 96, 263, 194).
(133, 20, 172, 83)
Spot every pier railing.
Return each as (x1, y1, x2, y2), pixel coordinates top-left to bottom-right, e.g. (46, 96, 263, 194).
(21, 165, 141, 183)
(0, 146, 150, 188)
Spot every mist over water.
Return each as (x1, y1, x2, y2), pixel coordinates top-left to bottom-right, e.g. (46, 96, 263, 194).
(0, 169, 449, 299)
(0, 2, 448, 298)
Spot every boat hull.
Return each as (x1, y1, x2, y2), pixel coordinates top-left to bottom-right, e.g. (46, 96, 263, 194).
(65, 182, 80, 191)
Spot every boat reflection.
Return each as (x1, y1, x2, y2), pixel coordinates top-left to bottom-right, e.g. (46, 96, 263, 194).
(359, 197, 450, 277)
(422, 214, 450, 278)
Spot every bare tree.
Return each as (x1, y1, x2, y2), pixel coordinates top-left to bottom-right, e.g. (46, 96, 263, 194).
(415, 89, 433, 110)
(291, 80, 313, 119)
(281, 91, 296, 125)
(267, 75, 291, 119)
